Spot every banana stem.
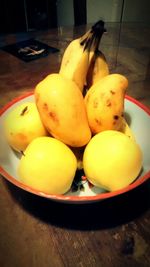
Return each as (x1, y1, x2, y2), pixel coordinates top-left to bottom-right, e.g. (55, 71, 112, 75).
(80, 29, 92, 46)
(81, 20, 106, 55)
(80, 20, 106, 47)
(84, 32, 95, 51)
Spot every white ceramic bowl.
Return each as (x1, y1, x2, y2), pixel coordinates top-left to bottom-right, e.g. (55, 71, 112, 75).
(0, 92, 150, 203)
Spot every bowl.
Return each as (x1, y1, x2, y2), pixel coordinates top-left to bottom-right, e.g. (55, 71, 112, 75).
(0, 92, 150, 203)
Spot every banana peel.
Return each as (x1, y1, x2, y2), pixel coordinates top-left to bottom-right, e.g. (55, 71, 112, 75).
(71, 147, 85, 170)
(59, 20, 106, 93)
(87, 50, 109, 88)
(119, 117, 136, 142)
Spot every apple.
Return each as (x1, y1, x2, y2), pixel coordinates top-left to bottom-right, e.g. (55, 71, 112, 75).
(83, 130, 143, 191)
(4, 102, 48, 152)
(18, 136, 77, 194)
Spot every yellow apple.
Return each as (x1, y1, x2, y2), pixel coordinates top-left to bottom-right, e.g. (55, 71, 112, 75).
(83, 130, 143, 191)
(18, 136, 77, 195)
(4, 102, 47, 152)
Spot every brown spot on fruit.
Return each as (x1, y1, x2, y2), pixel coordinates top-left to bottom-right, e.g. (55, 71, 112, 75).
(64, 59, 70, 67)
(93, 99, 98, 108)
(114, 115, 119, 120)
(110, 90, 115, 95)
(16, 133, 27, 141)
(95, 118, 101, 126)
(43, 103, 48, 111)
(106, 99, 111, 107)
(20, 106, 28, 116)
(49, 111, 59, 123)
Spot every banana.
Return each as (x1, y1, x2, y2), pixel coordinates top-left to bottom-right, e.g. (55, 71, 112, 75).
(119, 117, 136, 142)
(86, 49, 109, 88)
(71, 147, 84, 170)
(59, 36, 92, 93)
(69, 40, 90, 92)
(59, 20, 106, 93)
(59, 35, 90, 92)
(59, 38, 84, 80)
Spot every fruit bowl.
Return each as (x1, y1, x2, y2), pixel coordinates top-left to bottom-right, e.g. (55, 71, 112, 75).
(0, 92, 150, 203)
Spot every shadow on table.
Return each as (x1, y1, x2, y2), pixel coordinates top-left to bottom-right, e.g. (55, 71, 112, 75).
(4, 178, 150, 230)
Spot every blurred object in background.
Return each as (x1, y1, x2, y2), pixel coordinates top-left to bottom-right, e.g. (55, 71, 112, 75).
(26, 0, 57, 31)
(0, 0, 27, 33)
(73, 0, 87, 26)
(0, 0, 150, 34)
(56, 0, 87, 27)
(0, 0, 57, 33)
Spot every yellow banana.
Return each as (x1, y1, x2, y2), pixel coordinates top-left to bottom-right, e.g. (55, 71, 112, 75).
(59, 20, 106, 93)
(59, 36, 90, 92)
(119, 117, 136, 142)
(86, 49, 109, 89)
(59, 38, 84, 80)
(71, 147, 84, 170)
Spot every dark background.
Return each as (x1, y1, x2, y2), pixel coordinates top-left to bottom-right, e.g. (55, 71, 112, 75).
(0, 0, 86, 33)
(0, 0, 58, 33)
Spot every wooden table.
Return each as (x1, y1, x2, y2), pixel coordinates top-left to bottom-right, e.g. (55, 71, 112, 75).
(0, 23, 150, 267)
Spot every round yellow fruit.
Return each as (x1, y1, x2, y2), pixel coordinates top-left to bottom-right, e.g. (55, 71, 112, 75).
(83, 130, 143, 191)
(4, 102, 47, 152)
(18, 136, 77, 195)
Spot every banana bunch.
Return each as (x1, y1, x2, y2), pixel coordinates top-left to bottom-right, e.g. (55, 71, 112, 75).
(59, 20, 109, 93)
(59, 20, 135, 169)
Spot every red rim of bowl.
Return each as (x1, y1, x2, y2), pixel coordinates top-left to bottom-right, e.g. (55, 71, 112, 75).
(0, 92, 150, 203)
